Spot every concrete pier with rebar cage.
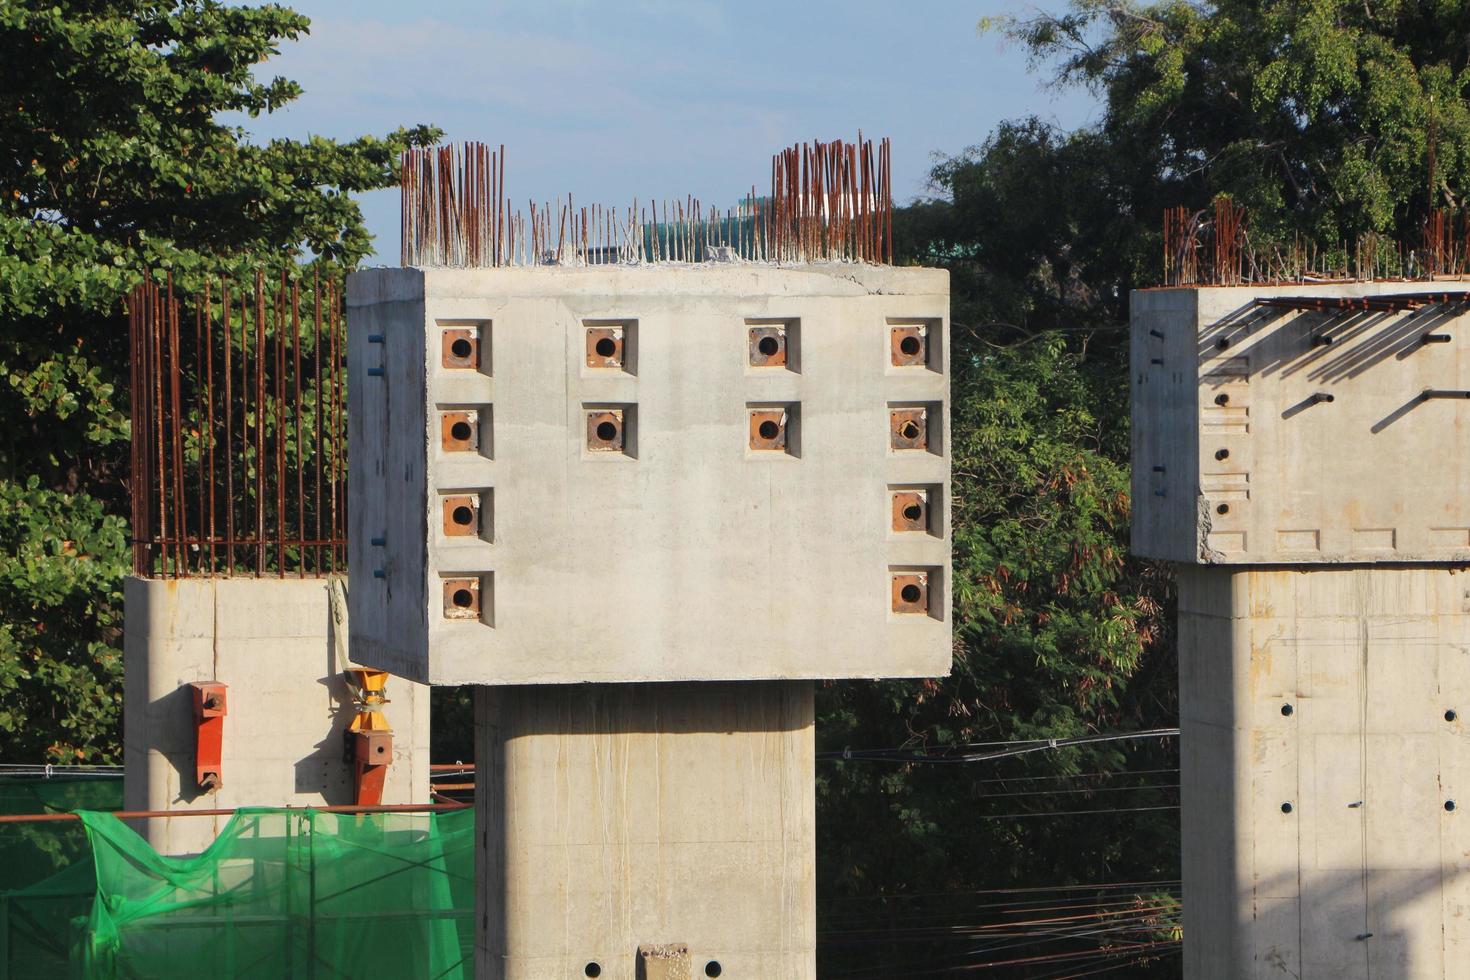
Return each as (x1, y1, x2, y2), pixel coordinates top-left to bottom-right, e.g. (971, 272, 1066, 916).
(123, 274, 431, 856)
(1132, 280, 1470, 977)
(349, 136, 951, 980)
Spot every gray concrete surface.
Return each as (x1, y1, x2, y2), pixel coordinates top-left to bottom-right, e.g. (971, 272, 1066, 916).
(1134, 281, 1470, 979)
(1132, 283, 1470, 564)
(122, 576, 431, 854)
(347, 264, 952, 685)
(1177, 566, 1470, 979)
(474, 681, 815, 980)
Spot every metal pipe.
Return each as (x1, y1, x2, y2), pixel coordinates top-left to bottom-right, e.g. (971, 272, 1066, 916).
(0, 800, 470, 825)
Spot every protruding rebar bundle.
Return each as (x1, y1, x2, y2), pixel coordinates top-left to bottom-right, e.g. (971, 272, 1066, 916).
(127, 272, 347, 578)
(399, 136, 894, 268)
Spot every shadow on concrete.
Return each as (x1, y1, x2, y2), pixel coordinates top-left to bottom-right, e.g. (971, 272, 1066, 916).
(1198, 301, 1465, 390)
(1235, 867, 1446, 978)
(292, 616, 358, 803)
(151, 684, 210, 806)
(480, 680, 814, 738)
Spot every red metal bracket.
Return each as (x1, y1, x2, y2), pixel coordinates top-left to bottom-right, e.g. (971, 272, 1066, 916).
(343, 669, 393, 807)
(353, 730, 394, 807)
(188, 681, 227, 792)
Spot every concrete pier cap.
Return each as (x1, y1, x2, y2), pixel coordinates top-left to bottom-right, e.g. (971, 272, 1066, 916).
(1131, 281, 1470, 978)
(347, 262, 953, 979)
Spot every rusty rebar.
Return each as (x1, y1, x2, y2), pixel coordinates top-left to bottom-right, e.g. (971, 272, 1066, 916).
(401, 138, 894, 267)
(127, 271, 347, 578)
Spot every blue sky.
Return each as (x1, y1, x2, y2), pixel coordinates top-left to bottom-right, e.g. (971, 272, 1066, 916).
(236, 1, 1100, 263)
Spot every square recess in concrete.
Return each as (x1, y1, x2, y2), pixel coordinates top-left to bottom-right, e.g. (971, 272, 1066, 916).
(348, 265, 951, 684)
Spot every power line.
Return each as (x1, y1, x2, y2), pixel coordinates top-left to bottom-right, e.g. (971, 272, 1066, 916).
(821, 729, 1180, 765)
(969, 804, 1178, 820)
(967, 767, 1180, 785)
(824, 879, 1182, 903)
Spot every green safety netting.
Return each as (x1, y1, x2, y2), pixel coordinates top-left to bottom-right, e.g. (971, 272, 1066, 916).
(76, 807, 475, 979)
(0, 775, 123, 978)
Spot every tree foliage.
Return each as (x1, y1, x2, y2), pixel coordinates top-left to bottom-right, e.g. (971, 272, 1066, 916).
(821, 2, 1470, 972)
(988, 0, 1470, 244)
(0, 0, 438, 762)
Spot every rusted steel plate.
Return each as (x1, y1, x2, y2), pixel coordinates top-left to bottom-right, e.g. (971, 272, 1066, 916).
(587, 409, 624, 451)
(441, 410, 479, 452)
(891, 572, 929, 614)
(890, 325, 926, 366)
(443, 495, 478, 536)
(891, 490, 928, 532)
(749, 409, 787, 450)
(890, 408, 927, 450)
(442, 328, 479, 369)
(586, 327, 624, 368)
(443, 577, 481, 619)
(748, 325, 787, 367)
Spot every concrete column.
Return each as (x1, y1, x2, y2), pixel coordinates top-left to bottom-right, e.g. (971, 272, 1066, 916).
(474, 681, 816, 980)
(1177, 566, 1470, 978)
(123, 576, 431, 855)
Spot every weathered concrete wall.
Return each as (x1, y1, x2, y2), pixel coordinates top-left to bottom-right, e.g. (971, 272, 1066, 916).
(123, 576, 431, 855)
(1132, 283, 1470, 564)
(474, 681, 815, 980)
(347, 264, 952, 685)
(1178, 565, 1470, 978)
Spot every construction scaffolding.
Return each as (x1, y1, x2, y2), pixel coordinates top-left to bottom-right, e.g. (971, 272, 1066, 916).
(0, 779, 473, 979)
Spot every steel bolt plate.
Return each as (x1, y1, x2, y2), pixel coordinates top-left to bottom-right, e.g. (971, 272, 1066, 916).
(892, 490, 928, 532)
(442, 328, 479, 369)
(441, 411, 478, 452)
(586, 328, 624, 368)
(443, 495, 478, 536)
(891, 573, 929, 614)
(748, 325, 787, 366)
(587, 410, 624, 451)
(749, 409, 787, 450)
(890, 325, 927, 367)
(443, 578, 481, 619)
(890, 408, 928, 450)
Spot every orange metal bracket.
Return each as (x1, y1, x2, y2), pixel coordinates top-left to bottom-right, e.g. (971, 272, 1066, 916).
(344, 668, 393, 806)
(188, 681, 228, 792)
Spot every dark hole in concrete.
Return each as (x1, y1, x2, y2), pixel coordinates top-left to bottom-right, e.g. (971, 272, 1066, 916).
(584, 964, 601, 978)
(452, 505, 474, 526)
(902, 503, 923, 522)
(451, 338, 473, 358)
(1448, 800, 1458, 812)
(900, 584, 922, 603)
(705, 963, 722, 978)
(1217, 336, 1231, 349)
(1282, 704, 1294, 716)
(899, 421, 921, 440)
(899, 335, 921, 356)
(757, 335, 781, 357)
(1216, 503, 1230, 515)
(450, 421, 472, 442)
(596, 420, 619, 441)
(452, 588, 474, 608)
(758, 419, 780, 440)
(1215, 448, 1230, 460)
(595, 337, 617, 358)
(1281, 802, 1293, 813)
(1447, 709, 1458, 722)
(1215, 393, 1230, 405)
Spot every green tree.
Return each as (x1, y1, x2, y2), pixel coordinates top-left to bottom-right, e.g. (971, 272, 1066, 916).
(988, 0, 1470, 246)
(819, 2, 1470, 972)
(0, 0, 437, 762)
(815, 125, 1179, 976)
